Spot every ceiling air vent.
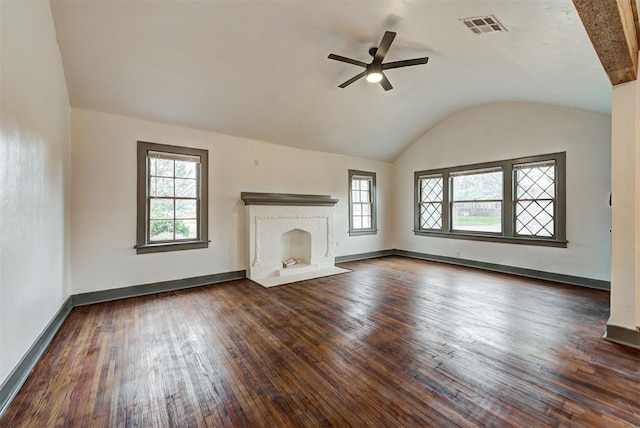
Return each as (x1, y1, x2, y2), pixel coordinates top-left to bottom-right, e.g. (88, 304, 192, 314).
(462, 15, 507, 35)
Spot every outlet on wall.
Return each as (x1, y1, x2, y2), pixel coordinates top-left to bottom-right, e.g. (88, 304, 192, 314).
(454, 251, 461, 258)
(335, 241, 340, 248)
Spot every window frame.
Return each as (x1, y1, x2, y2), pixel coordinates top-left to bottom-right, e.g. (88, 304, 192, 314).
(413, 152, 566, 248)
(348, 169, 378, 236)
(136, 141, 209, 254)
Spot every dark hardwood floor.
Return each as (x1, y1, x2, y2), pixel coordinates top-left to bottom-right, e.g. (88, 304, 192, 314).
(2, 256, 639, 427)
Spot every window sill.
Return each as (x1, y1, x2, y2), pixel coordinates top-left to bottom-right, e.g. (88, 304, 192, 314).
(413, 230, 567, 248)
(135, 240, 210, 254)
(349, 229, 378, 236)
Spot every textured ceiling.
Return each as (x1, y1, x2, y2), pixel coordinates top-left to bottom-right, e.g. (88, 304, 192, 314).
(50, 0, 611, 162)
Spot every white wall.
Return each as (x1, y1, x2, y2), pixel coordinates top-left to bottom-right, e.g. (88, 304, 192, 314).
(0, 1, 71, 386)
(610, 80, 639, 330)
(392, 102, 611, 281)
(71, 108, 392, 293)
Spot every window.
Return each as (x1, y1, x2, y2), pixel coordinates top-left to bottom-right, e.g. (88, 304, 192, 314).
(136, 141, 208, 254)
(417, 174, 443, 230)
(451, 168, 502, 233)
(349, 170, 377, 235)
(514, 160, 556, 237)
(414, 152, 566, 247)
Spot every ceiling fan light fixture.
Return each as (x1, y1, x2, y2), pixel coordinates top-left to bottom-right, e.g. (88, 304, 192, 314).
(366, 72, 383, 83)
(328, 30, 429, 91)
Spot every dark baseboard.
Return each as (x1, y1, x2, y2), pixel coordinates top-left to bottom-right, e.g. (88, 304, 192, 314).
(604, 324, 640, 349)
(335, 249, 395, 263)
(338, 249, 610, 290)
(72, 270, 246, 306)
(393, 249, 610, 290)
(0, 296, 73, 416)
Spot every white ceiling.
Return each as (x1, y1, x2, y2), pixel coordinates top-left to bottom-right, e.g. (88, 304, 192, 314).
(50, 0, 611, 162)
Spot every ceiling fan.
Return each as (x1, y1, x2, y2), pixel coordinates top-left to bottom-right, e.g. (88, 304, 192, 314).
(327, 31, 429, 91)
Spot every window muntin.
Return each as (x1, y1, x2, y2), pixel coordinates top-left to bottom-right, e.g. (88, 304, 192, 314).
(413, 152, 566, 247)
(348, 170, 377, 235)
(137, 141, 208, 254)
(514, 160, 556, 238)
(418, 174, 443, 230)
(451, 169, 502, 233)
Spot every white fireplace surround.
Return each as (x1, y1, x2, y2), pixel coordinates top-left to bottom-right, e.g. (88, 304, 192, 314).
(241, 193, 349, 287)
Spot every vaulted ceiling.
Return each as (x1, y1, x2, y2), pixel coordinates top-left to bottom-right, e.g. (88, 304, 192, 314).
(51, 0, 616, 162)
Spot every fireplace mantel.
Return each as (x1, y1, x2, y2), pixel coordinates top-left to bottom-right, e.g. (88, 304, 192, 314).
(241, 192, 339, 206)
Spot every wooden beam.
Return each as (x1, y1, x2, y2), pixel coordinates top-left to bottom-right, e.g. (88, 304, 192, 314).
(632, 0, 640, 45)
(573, 0, 639, 85)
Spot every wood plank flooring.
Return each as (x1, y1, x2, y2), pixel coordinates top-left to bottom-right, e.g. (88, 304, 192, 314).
(2, 256, 639, 427)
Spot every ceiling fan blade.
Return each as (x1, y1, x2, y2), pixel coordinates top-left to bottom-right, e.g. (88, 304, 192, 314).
(328, 54, 367, 68)
(382, 57, 429, 70)
(339, 71, 366, 88)
(373, 31, 396, 64)
(379, 73, 393, 91)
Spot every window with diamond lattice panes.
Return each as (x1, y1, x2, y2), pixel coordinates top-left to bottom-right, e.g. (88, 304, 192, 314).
(418, 174, 443, 230)
(514, 160, 556, 237)
(412, 152, 565, 247)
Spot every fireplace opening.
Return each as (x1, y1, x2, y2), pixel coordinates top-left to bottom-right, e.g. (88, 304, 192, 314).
(280, 228, 311, 268)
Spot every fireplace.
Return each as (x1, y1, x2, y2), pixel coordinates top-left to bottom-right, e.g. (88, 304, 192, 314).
(241, 192, 349, 287)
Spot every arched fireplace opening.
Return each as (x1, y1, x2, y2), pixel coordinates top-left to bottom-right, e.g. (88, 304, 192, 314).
(281, 228, 311, 268)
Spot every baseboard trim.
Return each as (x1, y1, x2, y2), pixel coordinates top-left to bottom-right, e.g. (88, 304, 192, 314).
(0, 296, 73, 417)
(336, 249, 610, 290)
(335, 250, 395, 263)
(393, 249, 610, 290)
(72, 270, 247, 306)
(604, 324, 640, 349)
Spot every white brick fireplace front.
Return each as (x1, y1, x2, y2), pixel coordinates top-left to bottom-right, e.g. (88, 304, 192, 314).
(241, 193, 349, 287)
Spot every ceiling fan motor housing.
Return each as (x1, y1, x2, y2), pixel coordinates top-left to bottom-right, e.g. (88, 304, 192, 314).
(367, 63, 382, 75)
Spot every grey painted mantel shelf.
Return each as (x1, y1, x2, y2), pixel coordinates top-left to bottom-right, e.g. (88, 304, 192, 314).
(240, 192, 339, 206)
